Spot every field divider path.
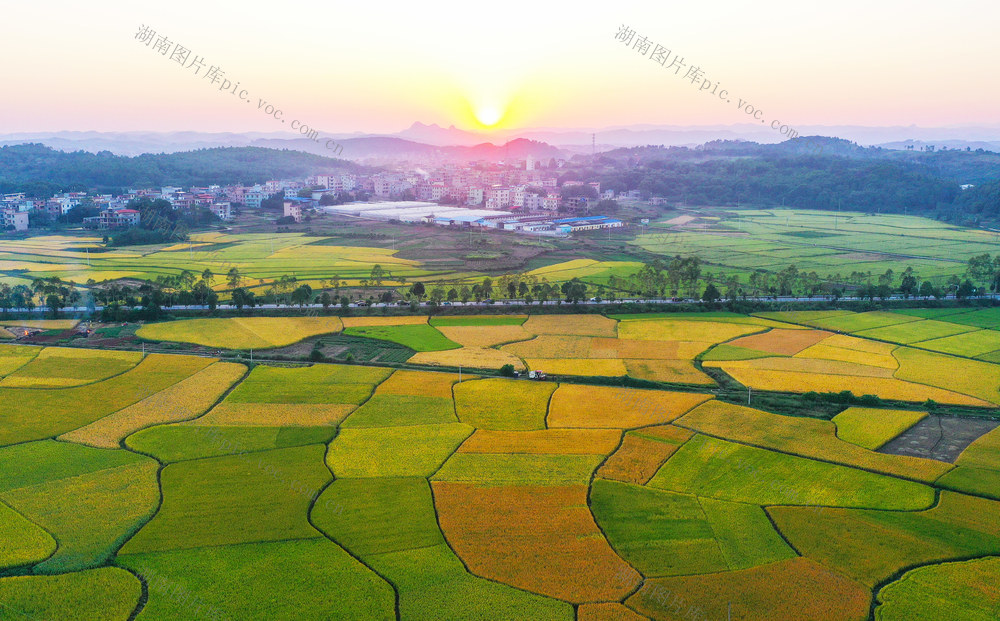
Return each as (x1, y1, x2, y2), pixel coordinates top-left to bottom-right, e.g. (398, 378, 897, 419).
(0, 352, 144, 391)
(102, 362, 250, 451)
(105, 363, 251, 572)
(425, 480, 585, 606)
(122, 565, 149, 621)
(306, 479, 402, 621)
(866, 551, 1000, 621)
(583, 427, 647, 606)
(0, 497, 60, 577)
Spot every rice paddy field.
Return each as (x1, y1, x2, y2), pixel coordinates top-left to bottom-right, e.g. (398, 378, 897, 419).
(634, 208, 1000, 285)
(0, 233, 439, 287)
(5, 307, 1000, 619)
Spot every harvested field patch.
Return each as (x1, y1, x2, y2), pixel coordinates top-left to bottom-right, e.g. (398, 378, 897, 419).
(955, 424, 1000, 471)
(676, 401, 949, 482)
(457, 428, 621, 455)
(327, 423, 473, 477)
(0, 567, 140, 621)
(525, 357, 627, 377)
(727, 328, 831, 356)
(120, 445, 330, 554)
(624, 359, 715, 385)
(344, 324, 461, 351)
(875, 557, 1000, 621)
(649, 435, 935, 509)
(433, 483, 641, 603)
(548, 384, 712, 429)
(454, 378, 555, 430)
(60, 361, 246, 448)
(522, 314, 618, 337)
(833, 407, 928, 450)
(136, 316, 344, 349)
(627, 558, 869, 621)
(596, 426, 693, 485)
(437, 324, 533, 348)
(880, 415, 1000, 463)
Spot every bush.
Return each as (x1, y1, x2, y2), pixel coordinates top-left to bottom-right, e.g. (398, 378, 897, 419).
(499, 364, 517, 377)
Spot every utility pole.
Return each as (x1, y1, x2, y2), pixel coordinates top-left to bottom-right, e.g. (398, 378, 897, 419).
(747, 386, 751, 405)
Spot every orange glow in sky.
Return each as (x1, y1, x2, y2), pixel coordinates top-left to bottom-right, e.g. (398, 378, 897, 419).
(1, 1, 999, 134)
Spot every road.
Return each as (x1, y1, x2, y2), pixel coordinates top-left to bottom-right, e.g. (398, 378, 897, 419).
(5, 294, 995, 315)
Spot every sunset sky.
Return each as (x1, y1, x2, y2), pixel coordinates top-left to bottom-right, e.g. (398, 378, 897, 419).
(3, 0, 999, 135)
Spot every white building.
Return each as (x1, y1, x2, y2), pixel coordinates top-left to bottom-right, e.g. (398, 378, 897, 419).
(2, 209, 28, 231)
(210, 202, 233, 220)
(467, 187, 484, 205)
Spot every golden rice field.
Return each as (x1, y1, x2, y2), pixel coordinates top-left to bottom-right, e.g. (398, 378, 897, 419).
(524, 358, 627, 377)
(407, 346, 526, 371)
(522, 314, 618, 337)
(9, 308, 1000, 619)
(59, 362, 247, 448)
(436, 325, 533, 348)
(136, 317, 344, 349)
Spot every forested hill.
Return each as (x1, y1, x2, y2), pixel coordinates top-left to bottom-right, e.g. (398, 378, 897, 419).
(0, 144, 365, 195)
(591, 137, 1000, 225)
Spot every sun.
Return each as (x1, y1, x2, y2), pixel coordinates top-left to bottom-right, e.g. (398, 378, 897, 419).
(474, 105, 504, 128)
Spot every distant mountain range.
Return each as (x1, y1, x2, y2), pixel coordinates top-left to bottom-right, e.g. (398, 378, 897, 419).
(3, 123, 1000, 160)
